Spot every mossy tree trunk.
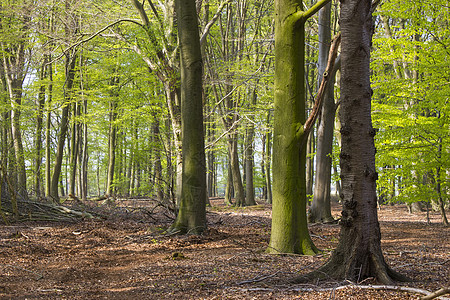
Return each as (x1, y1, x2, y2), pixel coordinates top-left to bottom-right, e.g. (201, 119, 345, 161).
(268, 0, 330, 255)
(169, 0, 206, 234)
(296, 0, 408, 284)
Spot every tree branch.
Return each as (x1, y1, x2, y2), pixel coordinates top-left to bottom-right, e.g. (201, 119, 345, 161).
(46, 19, 144, 65)
(303, 32, 341, 138)
(200, 0, 232, 46)
(421, 287, 450, 300)
(303, 0, 333, 20)
(131, 0, 150, 27)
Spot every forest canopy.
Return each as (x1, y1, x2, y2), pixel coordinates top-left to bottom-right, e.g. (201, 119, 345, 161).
(0, 0, 448, 223)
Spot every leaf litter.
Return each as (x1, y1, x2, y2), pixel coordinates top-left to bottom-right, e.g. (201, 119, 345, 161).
(0, 199, 448, 299)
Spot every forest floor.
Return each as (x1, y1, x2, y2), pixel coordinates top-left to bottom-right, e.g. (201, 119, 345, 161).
(0, 198, 449, 299)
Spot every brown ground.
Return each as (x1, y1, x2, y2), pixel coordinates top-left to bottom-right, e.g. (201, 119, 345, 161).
(0, 199, 449, 299)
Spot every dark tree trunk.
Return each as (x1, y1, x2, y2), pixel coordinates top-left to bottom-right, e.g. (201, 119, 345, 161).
(296, 0, 408, 284)
(228, 133, 245, 207)
(224, 161, 234, 205)
(50, 55, 77, 200)
(45, 62, 53, 198)
(169, 0, 206, 234)
(264, 111, 273, 204)
(244, 118, 256, 206)
(152, 118, 164, 203)
(35, 59, 47, 198)
(106, 99, 117, 197)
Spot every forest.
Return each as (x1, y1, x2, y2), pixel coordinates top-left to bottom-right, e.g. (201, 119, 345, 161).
(0, 0, 449, 299)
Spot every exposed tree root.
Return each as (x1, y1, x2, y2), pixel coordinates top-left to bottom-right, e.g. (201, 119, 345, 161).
(291, 248, 411, 285)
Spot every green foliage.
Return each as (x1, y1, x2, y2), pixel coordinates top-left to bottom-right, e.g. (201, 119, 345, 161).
(371, 0, 450, 205)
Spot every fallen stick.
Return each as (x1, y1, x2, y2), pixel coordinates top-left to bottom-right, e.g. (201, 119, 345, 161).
(289, 284, 450, 300)
(421, 288, 450, 300)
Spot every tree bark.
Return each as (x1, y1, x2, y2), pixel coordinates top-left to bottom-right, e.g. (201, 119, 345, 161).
(35, 59, 47, 198)
(169, 0, 207, 234)
(268, 0, 330, 255)
(227, 133, 245, 206)
(50, 54, 76, 200)
(264, 111, 273, 204)
(106, 98, 117, 197)
(45, 62, 53, 198)
(309, 2, 336, 223)
(244, 124, 256, 206)
(296, 0, 408, 284)
(151, 118, 164, 203)
(243, 88, 257, 206)
(2, 39, 27, 198)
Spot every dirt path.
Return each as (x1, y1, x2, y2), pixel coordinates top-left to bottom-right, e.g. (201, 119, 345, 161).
(0, 200, 448, 299)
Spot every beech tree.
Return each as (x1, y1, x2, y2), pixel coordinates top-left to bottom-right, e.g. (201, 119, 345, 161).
(308, 2, 337, 224)
(296, 0, 408, 283)
(168, 0, 206, 234)
(268, 0, 331, 255)
(0, 1, 30, 198)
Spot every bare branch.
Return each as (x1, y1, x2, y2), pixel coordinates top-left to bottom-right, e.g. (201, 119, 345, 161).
(200, 0, 232, 46)
(303, 32, 341, 138)
(47, 19, 144, 65)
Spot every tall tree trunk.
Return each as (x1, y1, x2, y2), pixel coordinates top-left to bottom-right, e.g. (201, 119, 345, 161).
(243, 88, 257, 206)
(106, 99, 117, 197)
(2, 41, 27, 198)
(435, 137, 448, 225)
(50, 54, 77, 200)
(80, 58, 88, 201)
(309, 2, 336, 223)
(244, 125, 256, 206)
(45, 62, 53, 198)
(152, 118, 164, 203)
(69, 101, 80, 196)
(169, 0, 206, 234)
(305, 130, 314, 199)
(264, 111, 273, 204)
(227, 132, 245, 206)
(35, 59, 47, 198)
(268, 0, 330, 255)
(298, 0, 408, 284)
(261, 133, 267, 201)
(0, 59, 9, 169)
(224, 161, 234, 205)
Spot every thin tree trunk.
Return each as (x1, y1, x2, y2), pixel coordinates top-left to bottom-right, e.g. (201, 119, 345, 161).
(50, 54, 77, 200)
(3, 42, 27, 198)
(69, 101, 80, 196)
(265, 111, 273, 204)
(80, 58, 88, 201)
(227, 133, 245, 206)
(243, 88, 257, 206)
(106, 99, 117, 197)
(309, 2, 336, 223)
(436, 138, 448, 225)
(152, 118, 164, 203)
(35, 59, 47, 198)
(45, 62, 53, 198)
(244, 125, 256, 206)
